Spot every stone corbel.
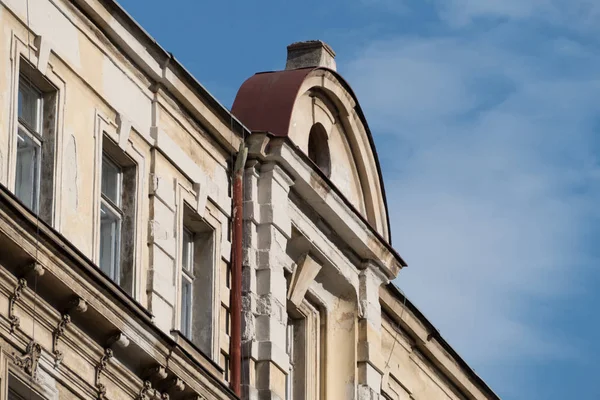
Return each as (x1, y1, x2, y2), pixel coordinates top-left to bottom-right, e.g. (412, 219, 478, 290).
(193, 180, 208, 218)
(145, 365, 168, 381)
(165, 377, 185, 393)
(287, 253, 322, 307)
(95, 348, 113, 400)
(116, 113, 132, 150)
(34, 35, 52, 75)
(13, 340, 42, 377)
(107, 332, 130, 348)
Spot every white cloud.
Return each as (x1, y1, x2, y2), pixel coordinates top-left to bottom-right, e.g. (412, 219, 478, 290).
(345, 21, 600, 389)
(432, 0, 600, 28)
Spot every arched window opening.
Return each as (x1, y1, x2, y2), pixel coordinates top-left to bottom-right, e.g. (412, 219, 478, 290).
(308, 123, 331, 177)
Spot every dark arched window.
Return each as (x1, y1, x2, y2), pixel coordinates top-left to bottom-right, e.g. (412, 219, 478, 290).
(308, 123, 331, 177)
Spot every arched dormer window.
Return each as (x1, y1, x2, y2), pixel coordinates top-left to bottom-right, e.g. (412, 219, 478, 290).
(308, 123, 331, 177)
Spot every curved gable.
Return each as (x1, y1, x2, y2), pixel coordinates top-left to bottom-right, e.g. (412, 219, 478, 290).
(232, 67, 391, 243)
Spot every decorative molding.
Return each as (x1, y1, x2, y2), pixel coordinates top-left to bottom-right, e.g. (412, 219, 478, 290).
(8, 278, 27, 333)
(52, 313, 71, 368)
(95, 348, 113, 400)
(13, 340, 42, 377)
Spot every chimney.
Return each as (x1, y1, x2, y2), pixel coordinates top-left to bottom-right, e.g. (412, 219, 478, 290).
(285, 40, 337, 71)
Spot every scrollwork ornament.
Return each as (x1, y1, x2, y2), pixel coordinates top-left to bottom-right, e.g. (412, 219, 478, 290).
(8, 278, 27, 333)
(13, 340, 42, 377)
(52, 314, 71, 368)
(95, 348, 113, 399)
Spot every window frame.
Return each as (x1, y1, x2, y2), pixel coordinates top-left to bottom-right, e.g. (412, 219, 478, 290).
(8, 52, 64, 227)
(180, 226, 195, 339)
(99, 154, 124, 284)
(176, 202, 218, 358)
(285, 300, 322, 400)
(286, 317, 296, 400)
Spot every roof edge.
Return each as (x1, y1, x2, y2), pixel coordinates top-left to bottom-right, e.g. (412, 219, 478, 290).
(71, 0, 250, 147)
(385, 283, 501, 399)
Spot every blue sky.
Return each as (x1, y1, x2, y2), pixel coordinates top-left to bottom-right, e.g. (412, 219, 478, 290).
(117, 1, 599, 398)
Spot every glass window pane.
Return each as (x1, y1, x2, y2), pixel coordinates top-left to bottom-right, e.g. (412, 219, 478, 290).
(182, 228, 194, 273)
(15, 129, 40, 213)
(100, 202, 121, 283)
(181, 279, 192, 337)
(18, 78, 42, 134)
(101, 156, 121, 206)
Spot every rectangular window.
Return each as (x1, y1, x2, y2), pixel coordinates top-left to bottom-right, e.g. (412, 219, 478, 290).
(100, 155, 123, 283)
(15, 76, 43, 213)
(286, 301, 321, 400)
(97, 142, 136, 296)
(286, 318, 296, 400)
(13, 61, 58, 224)
(179, 206, 216, 357)
(180, 227, 195, 337)
(8, 374, 45, 400)
(221, 351, 230, 381)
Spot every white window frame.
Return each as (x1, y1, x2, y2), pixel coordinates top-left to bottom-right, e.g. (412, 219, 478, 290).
(15, 76, 44, 213)
(286, 317, 296, 400)
(99, 154, 123, 284)
(180, 226, 195, 338)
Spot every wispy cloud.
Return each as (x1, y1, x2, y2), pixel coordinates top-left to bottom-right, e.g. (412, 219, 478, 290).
(435, 0, 600, 30)
(345, 5, 600, 397)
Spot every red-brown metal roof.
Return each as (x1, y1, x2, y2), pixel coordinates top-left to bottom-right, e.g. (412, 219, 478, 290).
(231, 68, 314, 137)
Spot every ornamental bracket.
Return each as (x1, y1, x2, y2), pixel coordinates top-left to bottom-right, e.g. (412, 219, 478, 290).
(52, 314, 71, 368)
(95, 348, 113, 400)
(8, 278, 27, 333)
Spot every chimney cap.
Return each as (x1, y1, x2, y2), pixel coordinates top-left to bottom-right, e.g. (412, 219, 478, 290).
(286, 40, 337, 71)
(287, 40, 336, 57)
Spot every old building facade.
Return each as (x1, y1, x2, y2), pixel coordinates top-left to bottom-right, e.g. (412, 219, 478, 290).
(0, 0, 499, 399)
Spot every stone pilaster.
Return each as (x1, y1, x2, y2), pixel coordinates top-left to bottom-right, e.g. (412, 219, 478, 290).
(357, 263, 388, 400)
(243, 162, 294, 400)
(147, 152, 178, 333)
